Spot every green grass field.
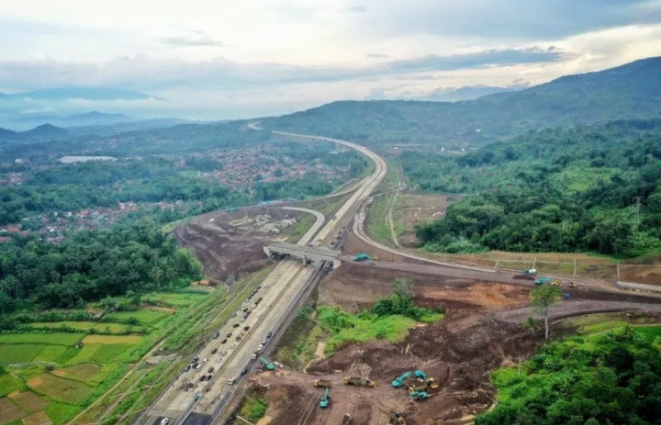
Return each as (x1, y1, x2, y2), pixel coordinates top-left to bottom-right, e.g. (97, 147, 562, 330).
(0, 282, 270, 425)
(0, 333, 84, 346)
(0, 345, 45, 365)
(32, 346, 68, 363)
(104, 309, 169, 324)
(143, 292, 207, 307)
(28, 321, 138, 334)
(318, 306, 418, 354)
(28, 373, 93, 404)
(0, 375, 24, 397)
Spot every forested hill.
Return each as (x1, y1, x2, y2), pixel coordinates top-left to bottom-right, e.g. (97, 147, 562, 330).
(264, 57, 661, 145)
(410, 119, 661, 258)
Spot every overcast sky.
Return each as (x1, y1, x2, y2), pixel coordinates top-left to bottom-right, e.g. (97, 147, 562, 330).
(1, 0, 661, 119)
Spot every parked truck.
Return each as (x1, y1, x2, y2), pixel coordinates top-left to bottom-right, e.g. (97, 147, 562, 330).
(523, 269, 537, 275)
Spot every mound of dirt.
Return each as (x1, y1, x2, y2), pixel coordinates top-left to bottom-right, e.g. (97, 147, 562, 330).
(173, 206, 306, 280)
(258, 309, 539, 425)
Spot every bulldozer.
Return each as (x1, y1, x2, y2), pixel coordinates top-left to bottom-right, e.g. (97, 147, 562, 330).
(313, 379, 331, 388)
(408, 382, 428, 393)
(319, 387, 330, 408)
(426, 378, 439, 390)
(344, 376, 377, 388)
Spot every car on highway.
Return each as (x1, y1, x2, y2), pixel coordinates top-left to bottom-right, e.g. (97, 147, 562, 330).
(228, 377, 235, 385)
(211, 348, 218, 354)
(208, 367, 214, 373)
(244, 325, 250, 331)
(213, 332, 220, 339)
(203, 358, 208, 363)
(262, 338, 267, 345)
(230, 343, 237, 349)
(194, 364, 201, 371)
(184, 365, 191, 372)
(267, 331, 272, 338)
(226, 332, 232, 338)
(199, 375, 206, 382)
(220, 338, 227, 344)
(236, 335, 242, 341)
(192, 357, 199, 363)
(233, 323, 240, 328)
(241, 368, 248, 376)
(160, 418, 169, 425)
(257, 344, 263, 351)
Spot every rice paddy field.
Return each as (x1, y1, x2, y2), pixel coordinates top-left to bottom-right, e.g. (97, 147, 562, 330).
(0, 288, 219, 425)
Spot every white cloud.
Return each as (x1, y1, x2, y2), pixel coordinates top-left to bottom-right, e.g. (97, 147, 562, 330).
(0, 0, 659, 119)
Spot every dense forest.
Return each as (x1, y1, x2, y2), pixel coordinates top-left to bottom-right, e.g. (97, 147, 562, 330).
(412, 119, 661, 257)
(475, 327, 661, 425)
(0, 215, 202, 316)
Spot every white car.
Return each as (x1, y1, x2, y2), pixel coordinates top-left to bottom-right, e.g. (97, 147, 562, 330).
(228, 378, 235, 385)
(203, 358, 208, 363)
(160, 419, 169, 425)
(257, 344, 263, 351)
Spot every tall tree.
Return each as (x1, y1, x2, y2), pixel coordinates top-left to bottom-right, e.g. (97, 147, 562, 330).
(530, 285, 562, 340)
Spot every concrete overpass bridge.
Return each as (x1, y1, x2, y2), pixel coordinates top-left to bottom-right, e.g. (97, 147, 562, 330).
(264, 243, 341, 269)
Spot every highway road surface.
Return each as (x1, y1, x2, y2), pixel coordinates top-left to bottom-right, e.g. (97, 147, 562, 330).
(139, 208, 324, 425)
(139, 128, 390, 425)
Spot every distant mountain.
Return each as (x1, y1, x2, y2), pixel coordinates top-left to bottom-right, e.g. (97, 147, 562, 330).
(0, 127, 17, 138)
(266, 57, 661, 145)
(420, 85, 524, 102)
(11, 111, 136, 130)
(0, 123, 68, 143)
(64, 118, 192, 136)
(23, 124, 69, 139)
(5, 87, 151, 101)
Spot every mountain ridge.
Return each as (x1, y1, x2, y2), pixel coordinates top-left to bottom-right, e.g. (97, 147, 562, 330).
(266, 56, 661, 145)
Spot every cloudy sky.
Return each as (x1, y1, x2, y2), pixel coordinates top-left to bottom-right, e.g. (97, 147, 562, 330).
(1, 0, 661, 119)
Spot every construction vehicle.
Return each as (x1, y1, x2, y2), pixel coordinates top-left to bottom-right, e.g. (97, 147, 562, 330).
(414, 370, 428, 381)
(426, 378, 439, 390)
(319, 387, 330, 408)
(523, 269, 537, 275)
(390, 412, 407, 424)
(534, 277, 553, 285)
(258, 357, 275, 371)
(408, 382, 428, 393)
(392, 372, 412, 388)
(313, 379, 331, 388)
(353, 253, 371, 262)
(568, 282, 578, 288)
(551, 281, 562, 287)
(409, 391, 429, 401)
(194, 392, 203, 401)
(342, 413, 352, 425)
(343, 376, 377, 387)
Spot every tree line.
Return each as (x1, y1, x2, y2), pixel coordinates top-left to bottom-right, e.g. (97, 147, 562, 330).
(0, 215, 203, 316)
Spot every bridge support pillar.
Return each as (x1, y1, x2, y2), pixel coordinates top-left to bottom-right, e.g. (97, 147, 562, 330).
(302, 254, 308, 266)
